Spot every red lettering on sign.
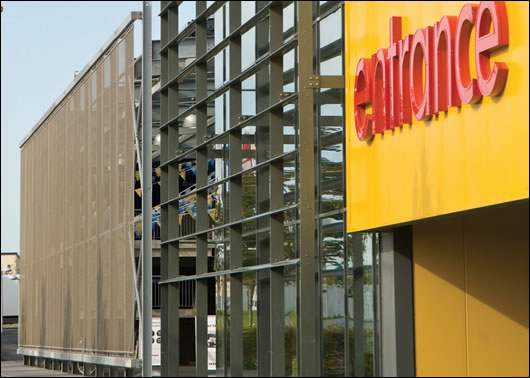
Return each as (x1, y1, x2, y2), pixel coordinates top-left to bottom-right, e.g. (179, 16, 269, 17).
(373, 48, 390, 132)
(399, 35, 413, 125)
(455, 3, 482, 104)
(388, 17, 402, 128)
(354, 58, 373, 141)
(353, 1, 509, 141)
(475, 1, 509, 96)
(434, 16, 461, 113)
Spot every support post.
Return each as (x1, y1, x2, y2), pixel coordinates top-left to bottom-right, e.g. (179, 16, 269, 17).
(298, 1, 319, 375)
(380, 227, 415, 377)
(142, 1, 153, 376)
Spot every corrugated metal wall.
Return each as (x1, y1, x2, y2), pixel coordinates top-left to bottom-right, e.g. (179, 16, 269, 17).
(19, 26, 135, 357)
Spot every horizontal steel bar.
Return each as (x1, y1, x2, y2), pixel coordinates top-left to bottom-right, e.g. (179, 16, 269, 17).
(160, 37, 230, 93)
(160, 92, 298, 165)
(161, 203, 298, 245)
(159, 1, 225, 55)
(160, 149, 297, 207)
(159, 36, 298, 129)
(18, 345, 134, 356)
(315, 75, 345, 89)
(158, 258, 300, 285)
(17, 347, 141, 369)
(160, 1, 275, 90)
(196, 216, 300, 243)
(160, 1, 270, 55)
(159, 1, 175, 16)
(314, 1, 344, 25)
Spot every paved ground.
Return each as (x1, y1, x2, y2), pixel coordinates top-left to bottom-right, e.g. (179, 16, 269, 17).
(1, 327, 22, 362)
(1, 326, 75, 377)
(1, 361, 79, 377)
(1, 326, 213, 376)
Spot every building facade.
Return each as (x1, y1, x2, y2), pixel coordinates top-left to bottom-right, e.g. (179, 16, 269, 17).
(159, 1, 528, 377)
(1, 252, 19, 274)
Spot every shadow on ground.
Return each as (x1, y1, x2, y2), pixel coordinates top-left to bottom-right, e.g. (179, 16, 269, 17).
(1, 327, 22, 362)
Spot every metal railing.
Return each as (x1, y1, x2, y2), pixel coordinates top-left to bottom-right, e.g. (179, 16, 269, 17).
(152, 275, 195, 309)
(152, 275, 161, 309)
(179, 280, 195, 309)
(134, 209, 161, 240)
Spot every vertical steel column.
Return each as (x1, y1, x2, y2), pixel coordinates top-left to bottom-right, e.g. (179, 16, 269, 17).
(269, 3, 286, 376)
(164, 3, 180, 376)
(256, 6, 272, 375)
(194, 2, 208, 376)
(160, 4, 170, 376)
(298, 2, 319, 376)
(142, 1, 153, 376)
(380, 227, 415, 377)
(228, 3, 243, 376)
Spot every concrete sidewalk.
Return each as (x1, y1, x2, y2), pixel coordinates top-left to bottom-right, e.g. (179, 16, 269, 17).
(0, 360, 78, 377)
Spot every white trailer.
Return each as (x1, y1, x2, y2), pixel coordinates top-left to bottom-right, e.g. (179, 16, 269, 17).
(2, 275, 19, 320)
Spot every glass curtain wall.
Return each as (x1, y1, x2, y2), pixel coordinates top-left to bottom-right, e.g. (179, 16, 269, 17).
(160, 1, 299, 376)
(314, 2, 379, 376)
(160, 1, 379, 376)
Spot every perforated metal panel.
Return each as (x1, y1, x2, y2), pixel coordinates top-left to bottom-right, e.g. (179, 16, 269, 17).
(19, 26, 136, 358)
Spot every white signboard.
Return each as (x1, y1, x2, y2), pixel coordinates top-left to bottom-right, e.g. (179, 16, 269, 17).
(207, 315, 216, 371)
(152, 317, 161, 366)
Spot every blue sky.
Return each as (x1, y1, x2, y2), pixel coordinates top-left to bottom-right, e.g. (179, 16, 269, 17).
(1, 1, 161, 252)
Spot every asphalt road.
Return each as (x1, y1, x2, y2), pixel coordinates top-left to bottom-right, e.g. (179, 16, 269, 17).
(1, 327, 22, 362)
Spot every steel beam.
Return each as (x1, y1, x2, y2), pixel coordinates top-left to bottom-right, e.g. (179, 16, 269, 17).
(298, 1, 319, 376)
(142, 2, 153, 376)
(380, 228, 415, 377)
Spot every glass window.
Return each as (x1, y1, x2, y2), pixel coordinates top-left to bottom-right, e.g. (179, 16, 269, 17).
(321, 214, 345, 376)
(214, 3, 229, 47)
(242, 75, 257, 116)
(242, 171, 257, 219)
(347, 233, 378, 377)
(241, 27, 256, 71)
(284, 264, 298, 376)
(283, 48, 297, 93)
(216, 274, 227, 376)
(242, 271, 258, 373)
(320, 143, 343, 213)
(283, 2, 296, 41)
(319, 9, 343, 76)
(242, 1, 255, 24)
(178, 1, 196, 32)
(213, 47, 229, 89)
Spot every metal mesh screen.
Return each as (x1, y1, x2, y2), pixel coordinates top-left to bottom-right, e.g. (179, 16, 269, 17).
(19, 26, 135, 357)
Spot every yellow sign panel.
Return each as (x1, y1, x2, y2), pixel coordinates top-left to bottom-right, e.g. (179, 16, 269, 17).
(345, 1, 529, 232)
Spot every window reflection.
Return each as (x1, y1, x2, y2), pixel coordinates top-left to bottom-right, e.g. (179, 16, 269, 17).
(321, 215, 345, 376)
(347, 233, 378, 377)
(283, 2, 296, 41)
(319, 98, 344, 213)
(319, 9, 343, 76)
(216, 274, 227, 376)
(214, 3, 229, 47)
(283, 49, 296, 93)
(243, 271, 258, 373)
(241, 27, 256, 71)
(320, 144, 343, 213)
(178, 35, 196, 71)
(284, 264, 297, 376)
(242, 171, 257, 219)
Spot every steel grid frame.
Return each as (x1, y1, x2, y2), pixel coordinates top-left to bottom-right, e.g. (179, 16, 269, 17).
(160, 1, 349, 376)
